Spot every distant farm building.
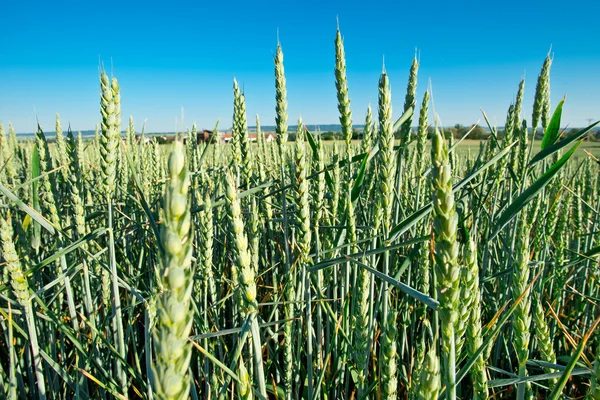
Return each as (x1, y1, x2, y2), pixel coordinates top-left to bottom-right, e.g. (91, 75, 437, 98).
(182, 130, 215, 144)
(135, 130, 277, 144)
(219, 133, 276, 144)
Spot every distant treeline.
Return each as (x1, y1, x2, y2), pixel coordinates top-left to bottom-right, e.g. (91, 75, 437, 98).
(15, 124, 600, 142)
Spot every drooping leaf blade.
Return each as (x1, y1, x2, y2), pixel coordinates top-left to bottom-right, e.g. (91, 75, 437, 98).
(388, 142, 515, 241)
(0, 182, 56, 235)
(489, 141, 580, 241)
(392, 106, 414, 135)
(347, 257, 439, 310)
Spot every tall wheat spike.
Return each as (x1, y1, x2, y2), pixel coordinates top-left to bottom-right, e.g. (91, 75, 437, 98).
(1, 216, 47, 399)
(334, 27, 353, 159)
(274, 42, 288, 149)
(431, 128, 460, 400)
(401, 56, 419, 143)
(513, 212, 533, 399)
(151, 142, 195, 400)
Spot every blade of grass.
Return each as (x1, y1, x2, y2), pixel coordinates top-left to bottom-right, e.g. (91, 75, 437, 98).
(529, 120, 599, 166)
(389, 143, 515, 241)
(346, 256, 439, 310)
(540, 98, 564, 150)
(548, 313, 600, 399)
(489, 141, 580, 241)
(0, 182, 56, 234)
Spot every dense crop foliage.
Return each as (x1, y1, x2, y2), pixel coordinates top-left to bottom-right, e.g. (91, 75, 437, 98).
(1, 31, 600, 400)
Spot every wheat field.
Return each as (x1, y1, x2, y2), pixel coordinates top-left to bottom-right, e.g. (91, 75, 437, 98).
(0, 30, 599, 400)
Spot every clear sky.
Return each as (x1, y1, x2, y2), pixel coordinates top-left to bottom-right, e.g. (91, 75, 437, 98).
(1, 0, 599, 134)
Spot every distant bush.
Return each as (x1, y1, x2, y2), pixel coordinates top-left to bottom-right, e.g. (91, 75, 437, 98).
(321, 131, 341, 140)
(467, 125, 487, 140)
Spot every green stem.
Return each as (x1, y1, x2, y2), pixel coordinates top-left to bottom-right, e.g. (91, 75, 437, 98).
(108, 200, 126, 389)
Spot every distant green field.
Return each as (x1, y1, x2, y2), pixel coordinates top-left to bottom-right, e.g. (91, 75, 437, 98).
(455, 139, 600, 157)
(340, 138, 600, 158)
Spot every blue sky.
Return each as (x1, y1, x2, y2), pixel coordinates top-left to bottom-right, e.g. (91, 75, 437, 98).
(1, 0, 599, 133)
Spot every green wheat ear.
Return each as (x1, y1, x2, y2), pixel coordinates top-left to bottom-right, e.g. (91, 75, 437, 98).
(224, 168, 258, 315)
(1, 216, 47, 398)
(416, 344, 440, 399)
(152, 141, 195, 400)
(431, 128, 460, 400)
(334, 28, 353, 156)
(99, 71, 119, 200)
(274, 41, 288, 148)
(401, 56, 419, 143)
(532, 54, 552, 132)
